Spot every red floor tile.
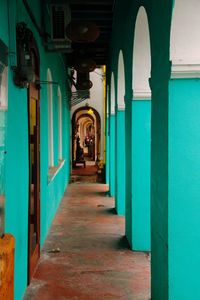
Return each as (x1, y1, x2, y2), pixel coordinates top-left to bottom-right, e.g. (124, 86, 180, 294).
(23, 183, 150, 300)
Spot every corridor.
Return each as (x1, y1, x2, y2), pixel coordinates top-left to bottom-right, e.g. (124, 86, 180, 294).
(23, 182, 150, 300)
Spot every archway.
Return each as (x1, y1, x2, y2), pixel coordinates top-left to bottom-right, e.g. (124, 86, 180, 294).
(114, 50, 126, 215)
(117, 50, 125, 109)
(127, 5, 151, 251)
(109, 72, 116, 197)
(71, 106, 101, 167)
(133, 6, 151, 100)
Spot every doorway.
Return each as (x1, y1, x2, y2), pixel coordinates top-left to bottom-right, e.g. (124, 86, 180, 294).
(28, 49, 40, 282)
(72, 106, 101, 165)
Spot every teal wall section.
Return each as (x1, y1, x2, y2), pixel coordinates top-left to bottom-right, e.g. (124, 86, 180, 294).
(115, 109, 125, 215)
(132, 100, 151, 251)
(39, 55, 70, 246)
(5, 73, 29, 300)
(106, 116, 110, 185)
(109, 114, 115, 197)
(168, 79, 200, 300)
(0, 1, 71, 299)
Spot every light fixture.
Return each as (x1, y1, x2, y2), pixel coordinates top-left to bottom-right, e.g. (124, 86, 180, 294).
(87, 108, 94, 115)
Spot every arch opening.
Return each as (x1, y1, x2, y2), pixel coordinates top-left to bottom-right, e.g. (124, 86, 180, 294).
(117, 51, 125, 109)
(132, 6, 151, 100)
(110, 73, 115, 114)
(71, 106, 101, 167)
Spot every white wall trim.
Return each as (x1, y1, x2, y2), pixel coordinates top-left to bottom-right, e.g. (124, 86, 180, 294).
(117, 103, 125, 110)
(133, 90, 151, 100)
(171, 60, 200, 79)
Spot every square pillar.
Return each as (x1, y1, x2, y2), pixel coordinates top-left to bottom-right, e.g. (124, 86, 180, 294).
(115, 108, 125, 215)
(151, 77, 200, 299)
(109, 113, 115, 197)
(125, 98, 133, 245)
(125, 98, 151, 251)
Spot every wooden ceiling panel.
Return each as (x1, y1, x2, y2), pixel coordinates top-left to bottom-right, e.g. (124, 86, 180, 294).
(67, 0, 115, 66)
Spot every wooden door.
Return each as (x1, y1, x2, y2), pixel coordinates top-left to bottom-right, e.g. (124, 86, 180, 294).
(28, 81, 40, 281)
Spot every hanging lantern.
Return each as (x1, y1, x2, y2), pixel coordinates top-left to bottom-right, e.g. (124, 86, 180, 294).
(66, 22, 100, 43)
(74, 58, 96, 73)
(76, 71, 93, 90)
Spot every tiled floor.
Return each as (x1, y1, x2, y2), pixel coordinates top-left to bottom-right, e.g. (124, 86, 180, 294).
(23, 183, 150, 300)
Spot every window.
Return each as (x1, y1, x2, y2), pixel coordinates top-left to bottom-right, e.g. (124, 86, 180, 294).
(47, 69, 54, 167)
(58, 86, 62, 160)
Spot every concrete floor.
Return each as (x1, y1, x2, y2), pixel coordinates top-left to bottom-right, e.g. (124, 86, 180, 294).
(23, 183, 150, 300)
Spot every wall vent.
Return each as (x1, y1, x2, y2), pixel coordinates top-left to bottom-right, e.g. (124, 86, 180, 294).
(51, 4, 70, 41)
(45, 4, 71, 52)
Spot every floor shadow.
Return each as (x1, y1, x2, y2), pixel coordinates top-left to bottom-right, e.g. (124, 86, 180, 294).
(105, 207, 117, 215)
(96, 190, 110, 197)
(96, 206, 117, 215)
(116, 236, 131, 250)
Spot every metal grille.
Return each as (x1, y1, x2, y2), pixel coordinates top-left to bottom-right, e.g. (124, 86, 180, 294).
(70, 90, 90, 107)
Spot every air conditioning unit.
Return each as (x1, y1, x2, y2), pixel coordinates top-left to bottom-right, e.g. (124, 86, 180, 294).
(45, 3, 72, 52)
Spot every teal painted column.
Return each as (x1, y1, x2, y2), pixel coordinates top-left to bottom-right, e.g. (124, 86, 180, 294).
(132, 100, 151, 251)
(106, 114, 110, 185)
(152, 78, 200, 299)
(151, 75, 169, 300)
(168, 79, 200, 299)
(125, 97, 151, 251)
(109, 113, 115, 197)
(125, 98, 133, 246)
(115, 108, 125, 215)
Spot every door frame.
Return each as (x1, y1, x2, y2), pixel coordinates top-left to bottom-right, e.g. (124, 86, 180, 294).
(27, 42, 40, 283)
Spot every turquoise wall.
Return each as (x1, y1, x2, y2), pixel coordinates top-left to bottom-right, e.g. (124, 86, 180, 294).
(5, 75, 29, 300)
(132, 100, 151, 251)
(1, 1, 70, 299)
(168, 79, 200, 300)
(109, 115, 115, 197)
(115, 109, 125, 215)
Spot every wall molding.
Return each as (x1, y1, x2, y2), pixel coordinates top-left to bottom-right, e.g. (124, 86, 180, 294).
(133, 90, 151, 100)
(171, 60, 200, 79)
(117, 103, 125, 110)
